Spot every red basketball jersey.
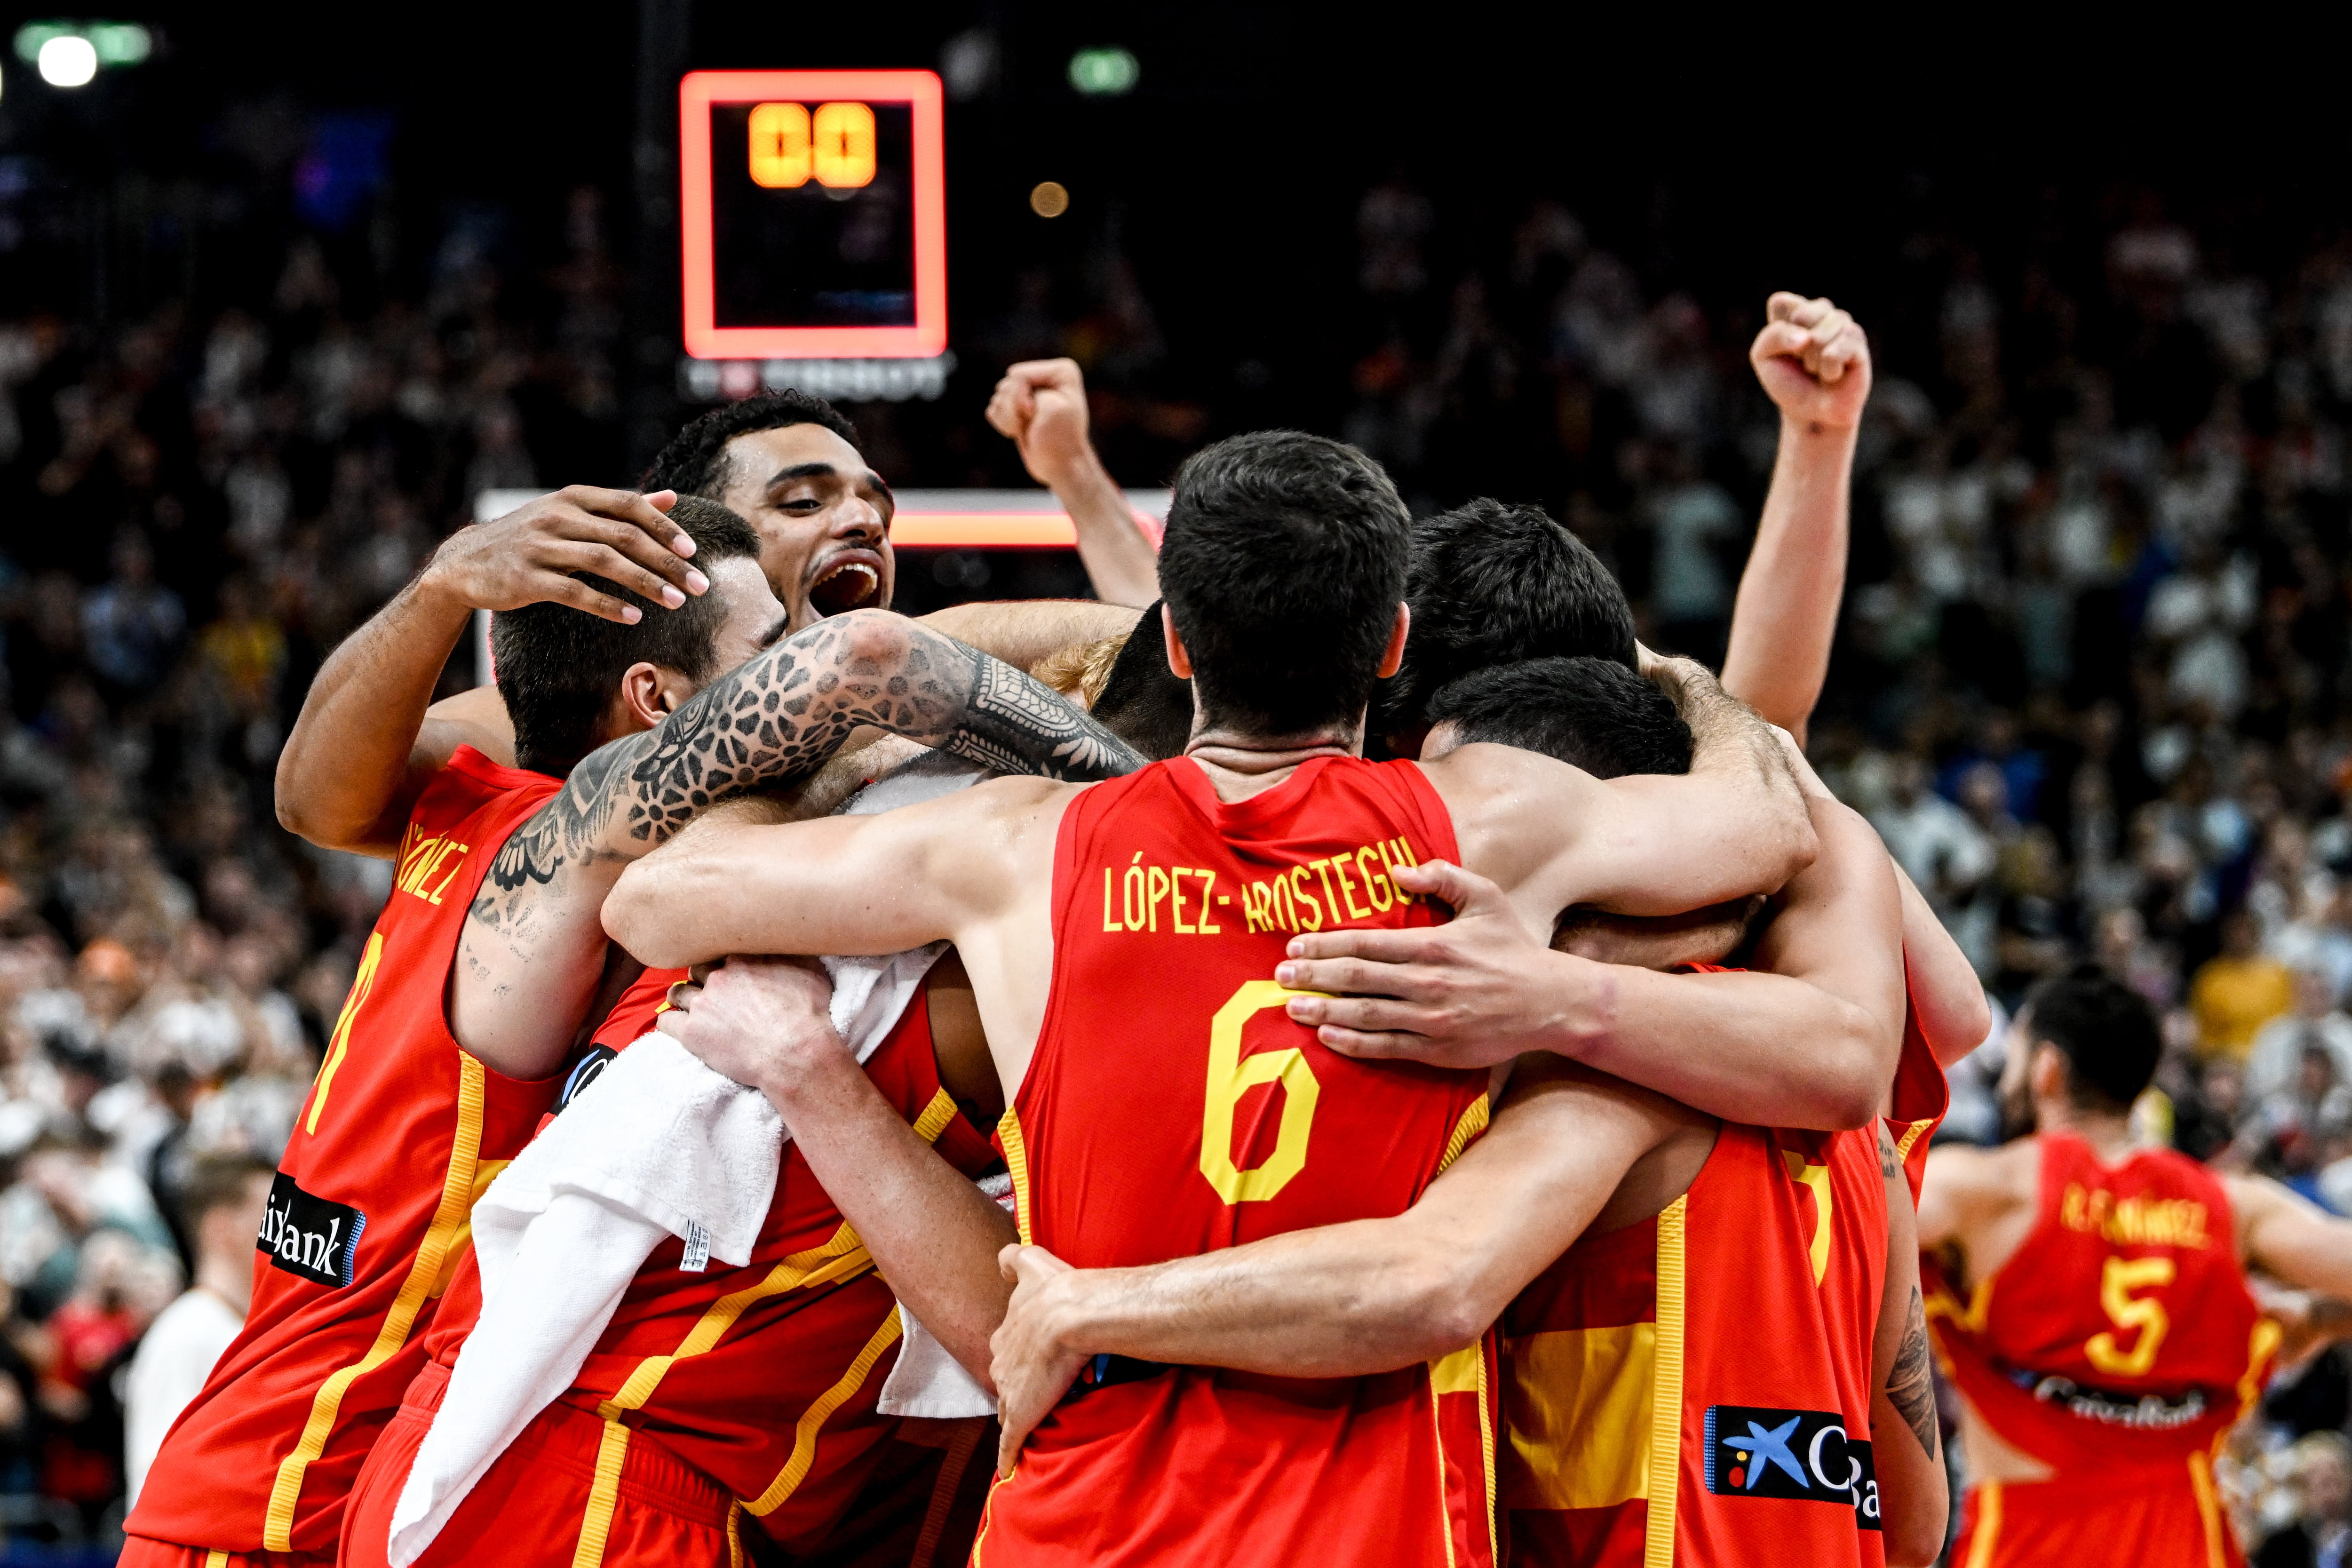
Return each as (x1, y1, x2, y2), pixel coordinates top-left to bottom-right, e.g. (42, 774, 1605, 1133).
(410, 962, 687, 1376)
(129, 747, 566, 1555)
(1925, 1132, 2276, 1482)
(408, 971, 996, 1554)
(1887, 979, 1952, 1205)
(1504, 1063, 1891, 1566)
(976, 755, 1497, 1568)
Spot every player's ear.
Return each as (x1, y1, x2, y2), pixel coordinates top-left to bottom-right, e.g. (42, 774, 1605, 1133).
(2028, 1041, 2069, 1103)
(617, 661, 686, 732)
(1376, 601, 1411, 679)
(1161, 604, 1192, 679)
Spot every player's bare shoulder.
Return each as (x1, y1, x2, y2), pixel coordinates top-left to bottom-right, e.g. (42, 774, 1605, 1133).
(1415, 740, 1606, 880)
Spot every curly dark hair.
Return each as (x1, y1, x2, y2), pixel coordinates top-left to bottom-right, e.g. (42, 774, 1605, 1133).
(639, 390, 862, 499)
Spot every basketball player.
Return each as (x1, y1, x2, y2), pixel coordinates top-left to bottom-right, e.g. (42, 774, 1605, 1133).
(1263, 290, 1980, 1193)
(275, 389, 1138, 857)
(976, 654, 1945, 1565)
(127, 498, 1140, 1568)
(604, 428, 1823, 1566)
(1917, 969, 2352, 1567)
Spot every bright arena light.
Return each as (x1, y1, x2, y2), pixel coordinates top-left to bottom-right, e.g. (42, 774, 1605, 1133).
(37, 33, 96, 87)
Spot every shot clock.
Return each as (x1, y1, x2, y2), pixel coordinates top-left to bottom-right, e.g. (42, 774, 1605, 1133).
(678, 70, 947, 359)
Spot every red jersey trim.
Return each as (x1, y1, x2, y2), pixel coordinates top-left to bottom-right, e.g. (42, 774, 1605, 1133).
(262, 1053, 491, 1550)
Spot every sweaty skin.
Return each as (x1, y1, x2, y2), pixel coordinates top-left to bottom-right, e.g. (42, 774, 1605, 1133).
(604, 609, 1816, 1103)
(452, 606, 1143, 1083)
(275, 417, 1138, 859)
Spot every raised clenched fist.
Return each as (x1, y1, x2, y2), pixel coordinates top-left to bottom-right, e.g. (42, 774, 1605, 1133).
(985, 358, 1095, 490)
(1749, 293, 1872, 435)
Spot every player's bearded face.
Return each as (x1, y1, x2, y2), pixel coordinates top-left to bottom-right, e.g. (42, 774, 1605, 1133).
(719, 423, 897, 630)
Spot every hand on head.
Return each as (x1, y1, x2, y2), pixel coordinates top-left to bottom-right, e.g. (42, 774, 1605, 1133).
(427, 486, 709, 625)
(1749, 293, 1872, 434)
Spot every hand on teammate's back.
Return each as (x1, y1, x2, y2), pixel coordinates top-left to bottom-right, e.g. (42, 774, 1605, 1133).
(425, 485, 709, 626)
(1748, 292, 1872, 434)
(655, 956, 843, 1095)
(990, 1243, 1089, 1479)
(1274, 860, 1559, 1070)
(985, 358, 1096, 491)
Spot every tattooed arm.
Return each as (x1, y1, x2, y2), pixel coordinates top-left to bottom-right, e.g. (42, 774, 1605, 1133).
(453, 609, 1144, 1080)
(1872, 1123, 1947, 1567)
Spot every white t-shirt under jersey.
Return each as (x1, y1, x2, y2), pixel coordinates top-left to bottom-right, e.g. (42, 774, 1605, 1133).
(123, 1287, 244, 1506)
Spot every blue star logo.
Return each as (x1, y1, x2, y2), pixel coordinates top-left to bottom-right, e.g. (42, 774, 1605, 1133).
(1721, 1417, 1808, 1491)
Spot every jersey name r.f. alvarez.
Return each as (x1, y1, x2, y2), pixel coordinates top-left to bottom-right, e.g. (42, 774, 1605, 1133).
(127, 747, 565, 1556)
(978, 755, 1497, 1568)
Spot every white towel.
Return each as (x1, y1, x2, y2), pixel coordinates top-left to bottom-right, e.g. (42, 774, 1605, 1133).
(388, 948, 939, 1566)
(387, 759, 990, 1567)
(875, 1171, 1013, 1419)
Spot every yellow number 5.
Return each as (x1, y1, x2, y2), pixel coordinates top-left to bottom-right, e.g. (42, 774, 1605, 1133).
(1200, 981, 1322, 1203)
(2085, 1255, 2175, 1377)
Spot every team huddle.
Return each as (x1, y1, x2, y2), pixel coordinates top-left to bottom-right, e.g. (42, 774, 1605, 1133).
(111, 296, 2352, 1568)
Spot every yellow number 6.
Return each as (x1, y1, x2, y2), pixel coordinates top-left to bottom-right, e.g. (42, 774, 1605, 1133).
(1200, 981, 1322, 1203)
(2085, 1255, 2175, 1377)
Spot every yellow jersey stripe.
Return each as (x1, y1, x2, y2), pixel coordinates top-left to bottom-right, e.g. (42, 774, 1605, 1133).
(743, 1307, 904, 1515)
(1893, 1117, 1933, 1165)
(1964, 1481, 2003, 1568)
(1474, 1343, 1497, 1563)
(910, 1087, 960, 1145)
(570, 1418, 631, 1568)
(998, 1109, 1033, 1246)
(1642, 1195, 1686, 1568)
(1436, 1095, 1490, 1176)
(597, 1224, 873, 1418)
(263, 1052, 489, 1551)
(2189, 1453, 2225, 1568)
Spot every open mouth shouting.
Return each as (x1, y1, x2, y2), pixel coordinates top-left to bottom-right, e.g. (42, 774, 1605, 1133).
(805, 549, 885, 617)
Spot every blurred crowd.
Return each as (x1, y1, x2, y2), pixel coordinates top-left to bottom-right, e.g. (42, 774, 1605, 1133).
(10, 149, 2352, 1556)
(1335, 176, 2352, 1560)
(0, 186, 631, 1550)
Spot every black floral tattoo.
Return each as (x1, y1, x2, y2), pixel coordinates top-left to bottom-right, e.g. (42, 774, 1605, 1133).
(1886, 1285, 1939, 1460)
(1878, 1122, 1901, 1179)
(469, 612, 1144, 938)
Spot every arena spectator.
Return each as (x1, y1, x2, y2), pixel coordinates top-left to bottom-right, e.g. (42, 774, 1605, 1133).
(2197, 909, 2300, 1062)
(120, 1155, 272, 1509)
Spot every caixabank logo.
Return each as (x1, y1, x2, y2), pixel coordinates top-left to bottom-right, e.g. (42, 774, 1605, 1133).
(1703, 1405, 1881, 1530)
(257, 1172, 366, 1288)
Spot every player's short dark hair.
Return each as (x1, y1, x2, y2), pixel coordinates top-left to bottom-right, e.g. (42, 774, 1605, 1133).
(1156, 431, 1410, 737)
(179, 1153, 273, 1239)
(494, 496, 763, 777)
(1426, 657, 1692, 780)
(1089, 605, 1194, 761)
(640, 391, 862, 499)
(1380, 499, 1637, 736)
(2025, 965, 2162, 1113)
